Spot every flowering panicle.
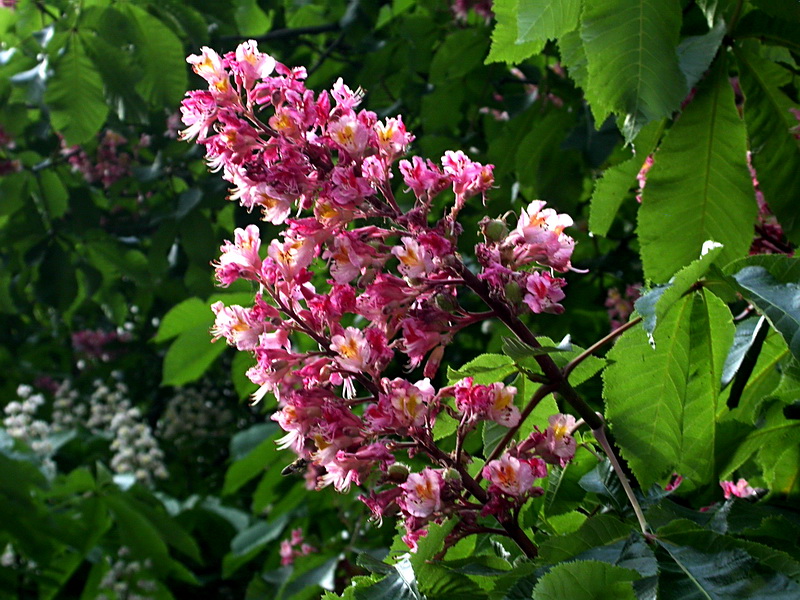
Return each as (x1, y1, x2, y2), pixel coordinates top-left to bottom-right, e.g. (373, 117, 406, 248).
(183, 41, 583, 552)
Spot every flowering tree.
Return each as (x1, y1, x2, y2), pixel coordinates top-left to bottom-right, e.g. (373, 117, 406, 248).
(1, 0, 800, 598)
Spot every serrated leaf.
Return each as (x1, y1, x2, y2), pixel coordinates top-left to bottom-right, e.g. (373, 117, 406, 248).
(605, 291, 732, 489)
(532, 559, 639, 600)
(736, 47, 800, 243)
(732, 266, 800, 361)
(44, 38, 108, 145)
(580, 0, 686, 141)
(635, 243, 724, 335)
(486, 0, 545, 64)
(162, 326, 227, 386)
(638, 57, 756, 283)
(539, 514, 633, 563)
(657, 525, 800, 599)
(721, 421, 800, 479)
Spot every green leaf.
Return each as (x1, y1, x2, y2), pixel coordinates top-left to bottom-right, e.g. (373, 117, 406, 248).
(677, 20, 726, 92)
(516, 0, 581, 44)
(116, 4, 187, 107)
(657, 525, 800, 599)
(37, 170, 68, 219)
(588, 119, 664, 237)
(230, 513, 290, 556)
(735, 47, 800, 243)
(223, 425, 279, 495)
(539, 514, 633, 564)
(161, 326, 227, 386)
(605, 291, 732, 489)
(486, 0, 546, 64)
(154, 297, 211, 343)
(489, 0, 581, 62)
(44, 37, 108, 145)
(532, 560, 639, 600)
(233, 0, 273, 37)
(580, 0, 686, 141)
(722, 421, 800, 479)
(638, 57, 756, 283)
(732, 265, 800, 361)
(105, 494, 173, 577)
(635, 242, 725, 335)
(447, 353, 516, 385)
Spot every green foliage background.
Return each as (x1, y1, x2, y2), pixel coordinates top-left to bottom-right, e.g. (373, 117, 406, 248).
(1, 0, 799, 598)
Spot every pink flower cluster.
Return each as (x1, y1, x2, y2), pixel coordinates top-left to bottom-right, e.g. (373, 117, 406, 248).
(61, 130, 150, 189)
(605, 284, 641, 331)
(182, 41, 581, 551)
(279, 528, 316, 566)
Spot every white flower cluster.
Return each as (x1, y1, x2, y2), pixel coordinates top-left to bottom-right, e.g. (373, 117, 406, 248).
(4, 385, 55, 474)
(97, 546, 157, 600)
(86, 377, 168, 486)
(51, 379, 86, 430)
(156, 383, 235, 445)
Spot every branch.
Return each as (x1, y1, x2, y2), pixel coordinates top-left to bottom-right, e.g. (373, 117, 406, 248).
(451, 260, 603, 430)
(220, 23, 341, 43)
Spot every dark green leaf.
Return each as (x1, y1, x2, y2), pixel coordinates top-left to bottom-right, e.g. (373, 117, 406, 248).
(732, 265, 800, 361)
(230, 513, 289, 556)
(581, 0, 686, 140)
(44, 38, 108, 145)
(735, 47, 800, 242)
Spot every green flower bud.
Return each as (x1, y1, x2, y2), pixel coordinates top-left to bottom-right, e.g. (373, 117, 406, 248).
(481, 218, 508, 243)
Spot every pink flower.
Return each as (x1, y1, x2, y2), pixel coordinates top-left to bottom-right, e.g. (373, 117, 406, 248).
(720, 478, 758, 500)
(393, 237, 433, 280)
(507, 200, 575, 272)
(482, 454, 546, 496)
(232, 40, 276, 88)
(524, 271, 566, 315)
(487, 383, 520, 427)
(399, 468, 443, 518)
(330, 327, 371, 372)
(210, 302, 272, 351)
(375, 116, 414, 158)
(399, 156, 448, 199)
(525, 413, 577, 467)
(213, 224, 263, 286)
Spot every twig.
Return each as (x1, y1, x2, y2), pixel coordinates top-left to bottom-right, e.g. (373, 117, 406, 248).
(592, 425, 649, 535)
(563, 316, 643, 378)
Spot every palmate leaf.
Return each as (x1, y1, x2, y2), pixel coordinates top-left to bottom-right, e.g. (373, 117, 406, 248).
(43, 36, 108, 145)
(638, 56, 756, 284)
(604, 290, 733, 490)
(580, 0, 686, 141)
(735, 47, 800, 243)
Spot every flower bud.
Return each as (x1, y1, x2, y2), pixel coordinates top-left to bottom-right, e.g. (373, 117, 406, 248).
(504, 281, 522, 305)
(434, 293, 459, 312)
(480, 218, 508, 243)
(387, 463, 410, 482)
(442, 467, 461, 482)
